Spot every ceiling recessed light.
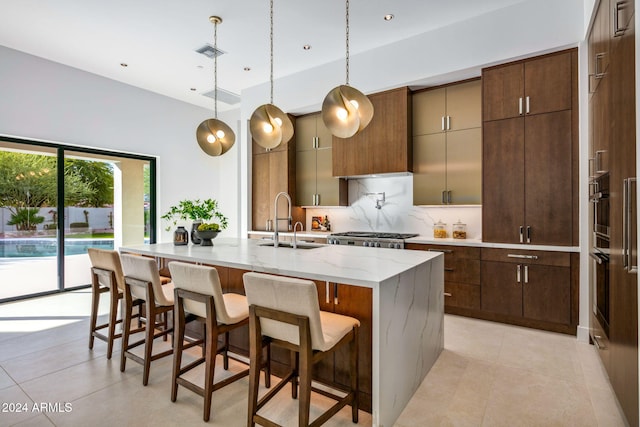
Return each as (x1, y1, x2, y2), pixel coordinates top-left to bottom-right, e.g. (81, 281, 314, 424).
(383, 14, 394, 21)
(303, 45, 311, 50)
(196, 65, 204, 69)
(244, 67, 251, 71)
(120, 62, 128, 67)
(190, 88, 196, 91)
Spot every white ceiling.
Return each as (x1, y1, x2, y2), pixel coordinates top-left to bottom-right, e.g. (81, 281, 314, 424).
(0, 0, 529, 110)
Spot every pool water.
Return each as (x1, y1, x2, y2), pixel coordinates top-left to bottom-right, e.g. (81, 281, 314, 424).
(0, 239, 114, 258)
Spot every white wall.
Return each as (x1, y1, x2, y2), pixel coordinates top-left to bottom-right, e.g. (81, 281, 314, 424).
(0, 44, 242, 241)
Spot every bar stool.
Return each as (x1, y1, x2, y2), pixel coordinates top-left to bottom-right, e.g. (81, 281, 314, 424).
(243, 272, 360, 427)
(120, 254, 175, 386)
(168, 262, 271, 422)
(87, 248, 143, 359)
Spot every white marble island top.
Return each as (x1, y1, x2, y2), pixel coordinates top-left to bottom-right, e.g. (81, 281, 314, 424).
(120, 238, 441, 288)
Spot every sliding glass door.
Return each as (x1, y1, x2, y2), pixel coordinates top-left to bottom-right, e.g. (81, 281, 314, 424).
(0, 142, 59, 299)
(0, 137, 155, 301)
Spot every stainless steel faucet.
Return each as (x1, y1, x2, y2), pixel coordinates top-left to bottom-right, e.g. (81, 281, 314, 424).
(292, 221, 303, 249)
(273, 192, 292, 247)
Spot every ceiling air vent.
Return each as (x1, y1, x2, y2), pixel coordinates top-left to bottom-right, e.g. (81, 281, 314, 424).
(195, 44, 225, 59)
(202, 88, 241, 105)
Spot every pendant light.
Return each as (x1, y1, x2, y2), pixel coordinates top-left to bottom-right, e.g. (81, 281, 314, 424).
(196, 16, 235, 156)
(249, 0, 294, 150)
(321, 0, 374, 138)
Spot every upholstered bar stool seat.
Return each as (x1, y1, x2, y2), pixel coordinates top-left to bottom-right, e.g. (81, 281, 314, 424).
(120, 254, 175, 386)
(244, 272, 360, 427)
(169, 262, 270, 422)
(87, 248, 143, 359)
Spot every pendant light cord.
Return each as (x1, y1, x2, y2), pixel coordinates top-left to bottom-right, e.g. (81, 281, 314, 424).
(214, 19, 218, 118)
(345, 0, 350, 86)
(270, 0, 274, 104)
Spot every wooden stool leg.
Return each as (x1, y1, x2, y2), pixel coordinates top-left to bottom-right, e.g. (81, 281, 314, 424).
(162, 311, 168, 342)
(142, 298, 155, 386)
(120, 293, 133, 372)
(223, 331, 230, 370)
(106, 287, 119, 359)
(203, 316, 217, 422)
(247, 308, 262, 427)
(291, 351, 299, 399)
(263, 342, 271, 389)
(351, 327, 359, 423)
(89, 280, 100, 350)
(171, 298, 186, 402)
(298, 348, 312, 427)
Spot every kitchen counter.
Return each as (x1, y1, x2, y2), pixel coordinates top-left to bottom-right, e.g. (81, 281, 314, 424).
(406, 236, 580, 253)
(120, 238, 444, 427)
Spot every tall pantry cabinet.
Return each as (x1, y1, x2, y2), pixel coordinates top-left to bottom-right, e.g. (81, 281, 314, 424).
(588, 1, 637, 425)
(482, 49, 578, 246)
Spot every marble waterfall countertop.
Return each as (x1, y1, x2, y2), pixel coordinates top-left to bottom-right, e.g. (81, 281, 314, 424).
(120, 238, 441, 288)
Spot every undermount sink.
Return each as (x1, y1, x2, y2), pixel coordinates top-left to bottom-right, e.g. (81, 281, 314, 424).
(258, 242, 322, 250)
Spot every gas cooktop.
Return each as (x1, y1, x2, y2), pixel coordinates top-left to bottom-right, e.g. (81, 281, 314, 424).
(330, 232, 419, 239)
(328, 232, 419, 249)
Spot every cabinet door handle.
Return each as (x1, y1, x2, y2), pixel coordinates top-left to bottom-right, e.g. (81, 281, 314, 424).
(334, 283, 339, 305)
(595, 150, 607, 173)
(613, 1, 627, 36)
(525, 96, 530, 114)
(518, 97, 523, 115)
(524, 265, 529, 284)
(595, 53, 606, 78)
(624, 178, 638, 273)
(516, 264, 521, 283)
(508, 253, 539, 260)
(325, 281, 330, 304)
(519, 226, 524, 243)
(526, 226, 531, 244)
(441, 116, 445, 131)
(316, 194, 320, 206)
(446, 116, 451, 130)
(444, 292, 452, 297)
(427, 249, 453, 254)
(593, 335, 606, 350)
(442, 190, 447, 204)
(447, 190, 452, 204)
(444, 268, 454, 272)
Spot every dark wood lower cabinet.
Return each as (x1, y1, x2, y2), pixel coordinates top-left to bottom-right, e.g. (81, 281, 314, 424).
(481, 260, 571, 325)
(407, 244, 577, 335)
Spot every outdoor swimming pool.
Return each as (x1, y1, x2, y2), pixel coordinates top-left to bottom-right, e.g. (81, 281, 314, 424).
(0, 239, 114, 258)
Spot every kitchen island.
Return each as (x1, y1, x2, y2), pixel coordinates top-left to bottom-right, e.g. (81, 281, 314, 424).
(120, 238, 444, 427)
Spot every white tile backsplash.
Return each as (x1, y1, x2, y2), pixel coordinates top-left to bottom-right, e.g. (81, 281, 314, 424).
(305, 175, 482, 239)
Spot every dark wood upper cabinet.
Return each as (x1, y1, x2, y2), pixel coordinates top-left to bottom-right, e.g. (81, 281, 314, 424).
(483, 51, 572, 122)
(332, 87, 412, 177)
(482, 63, 524, 122)
(251, 115, 305, 231)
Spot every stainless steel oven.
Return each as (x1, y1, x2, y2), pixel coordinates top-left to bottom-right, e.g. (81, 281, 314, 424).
(591, 173, 610, 250)
(591, 250, 610, 336)
(590, 172, 611, 338)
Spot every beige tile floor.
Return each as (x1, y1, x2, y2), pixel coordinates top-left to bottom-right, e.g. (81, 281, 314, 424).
(0, 290, 629, 426)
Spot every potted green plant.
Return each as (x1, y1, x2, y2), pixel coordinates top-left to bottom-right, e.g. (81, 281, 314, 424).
(161, 199, 228, 245)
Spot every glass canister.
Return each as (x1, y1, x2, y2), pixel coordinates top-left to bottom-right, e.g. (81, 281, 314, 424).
(433, 220, 448, 238)
(453, 219, 467, 239)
